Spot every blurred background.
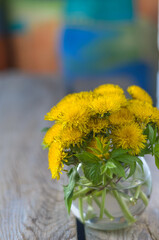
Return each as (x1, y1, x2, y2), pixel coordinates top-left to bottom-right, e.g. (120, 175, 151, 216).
(0, 0, 158, 101)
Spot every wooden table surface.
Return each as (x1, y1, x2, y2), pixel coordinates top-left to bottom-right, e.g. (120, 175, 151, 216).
(0, 72, 159, 240)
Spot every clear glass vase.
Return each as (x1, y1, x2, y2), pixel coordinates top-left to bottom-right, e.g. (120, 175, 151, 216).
(71, 157, 152, 230)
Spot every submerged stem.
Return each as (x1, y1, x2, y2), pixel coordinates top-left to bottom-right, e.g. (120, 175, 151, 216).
(99, 189, 107, 219)
(100, 176, 107, 219)
(131, 185, 149, 206)
(134, 185, 141, 200)
(93, 196, 114, 220)
(111, 184, 136, 224)
(139, 191, 149, 206)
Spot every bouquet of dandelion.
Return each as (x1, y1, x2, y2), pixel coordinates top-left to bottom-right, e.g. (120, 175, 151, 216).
(42, 84, 159, 230)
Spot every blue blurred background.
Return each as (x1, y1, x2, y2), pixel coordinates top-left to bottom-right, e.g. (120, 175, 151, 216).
(0, 0, 158, 102)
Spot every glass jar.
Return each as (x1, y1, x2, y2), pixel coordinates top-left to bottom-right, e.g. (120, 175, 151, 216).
(71, 157, 152, 230)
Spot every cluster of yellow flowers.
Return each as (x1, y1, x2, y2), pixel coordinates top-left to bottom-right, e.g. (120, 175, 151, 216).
(43, 84, 159, 180)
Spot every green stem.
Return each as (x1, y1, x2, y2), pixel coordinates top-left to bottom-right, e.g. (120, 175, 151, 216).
(111, 184, 136, 224)
(100, 176, 107, 219)
(73, 186, 92, 200)
(100, 189, 107, 219)
(91, 190, 102, 197)
(93, 196, 114, 221)
(87, 196, 92, 206)
(134, 185, 141, 200)
(86, 196, 93, 217)
(139, 191, 149, 206)
(131, 186, 149, 206)
(78, 187, 84, 223)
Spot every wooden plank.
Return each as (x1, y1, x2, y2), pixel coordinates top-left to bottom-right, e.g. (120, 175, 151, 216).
(85, 156, 159, 240)
(0, 73, 77, 240)
(1, 72, 159, 240)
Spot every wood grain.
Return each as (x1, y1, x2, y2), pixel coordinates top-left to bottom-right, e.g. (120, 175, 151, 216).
(1, 72, 159, 240)
(85, 157, 159, 240)
(0, 73, 77, 240)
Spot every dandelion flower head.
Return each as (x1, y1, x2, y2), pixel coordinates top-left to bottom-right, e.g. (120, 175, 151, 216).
(57, 100, 91, 130)
(44, 91, 93, 126)
(127, 100, 153, 124)
(94, 84, 124, 95)
(151, 107, 159, 127)
(48, 142, 66, 180)
(43, 123, 63, 147)
(88, 117, 109, 134)
(112, 123, 147, 155)
(109, 108, 134, 126)
(60, 127, 85, 148)
(90, 94, 127, 116)
(127, 85, 153, 105)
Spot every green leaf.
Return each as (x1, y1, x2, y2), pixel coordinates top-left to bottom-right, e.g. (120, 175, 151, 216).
(111, 159, 126, 178)
(76, 152, 101, 163)
(111, 148, 128, 158)
(156, 136, 159, 144)
(155, 155, 159, 169)
(100, 165, 107, 175)
(95, 137, 103, 152)
(41, 127, 50, 133)
(64, 155, 78, 166)
(63, 168, 80, 214)
(139, 147, 151, 156)
(82, 162, 102, 185)
(114, 157, 130, 164)
(148, 124, 154, 145)
(154, 144, 159, 154)
(87, 147, 102, 155)
(127, 162, 136, 178)
(100, 161, 116, 174)
(130, 156, 143, 172)
(153, 126, 157, 143)
(106, 161, 116, 169)
(115, 154, 143, 172)
(143, 127, 149, 136)
(106, 168, 113, 178)
(103, 141, 111, 154)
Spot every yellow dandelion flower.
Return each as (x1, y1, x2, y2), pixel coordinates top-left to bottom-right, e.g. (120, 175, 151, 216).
(127, 85, 153, 105)
(56, 92, 91, 109)
(48, 142, 66, 180)
(56, 100, 91, 131)
(94, 84, 124, 95)
(44, 94, 78, 121)
(127, 100, 153, 124)
(109, 108, 134, 126)
(73, 91, 94, 100)
(90, 94, 127, 116)
(44, 105, 62, 121)
(44, 92, 93, 131)
(151, 107, 159, 127)
(88, 117, 108, 134)
(44, 91, 93, 121)
(63, 91, 93, 101)
(112, 123, 147, 155)
(60, 127, 85, 148)
(43, 123, 63, 147)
